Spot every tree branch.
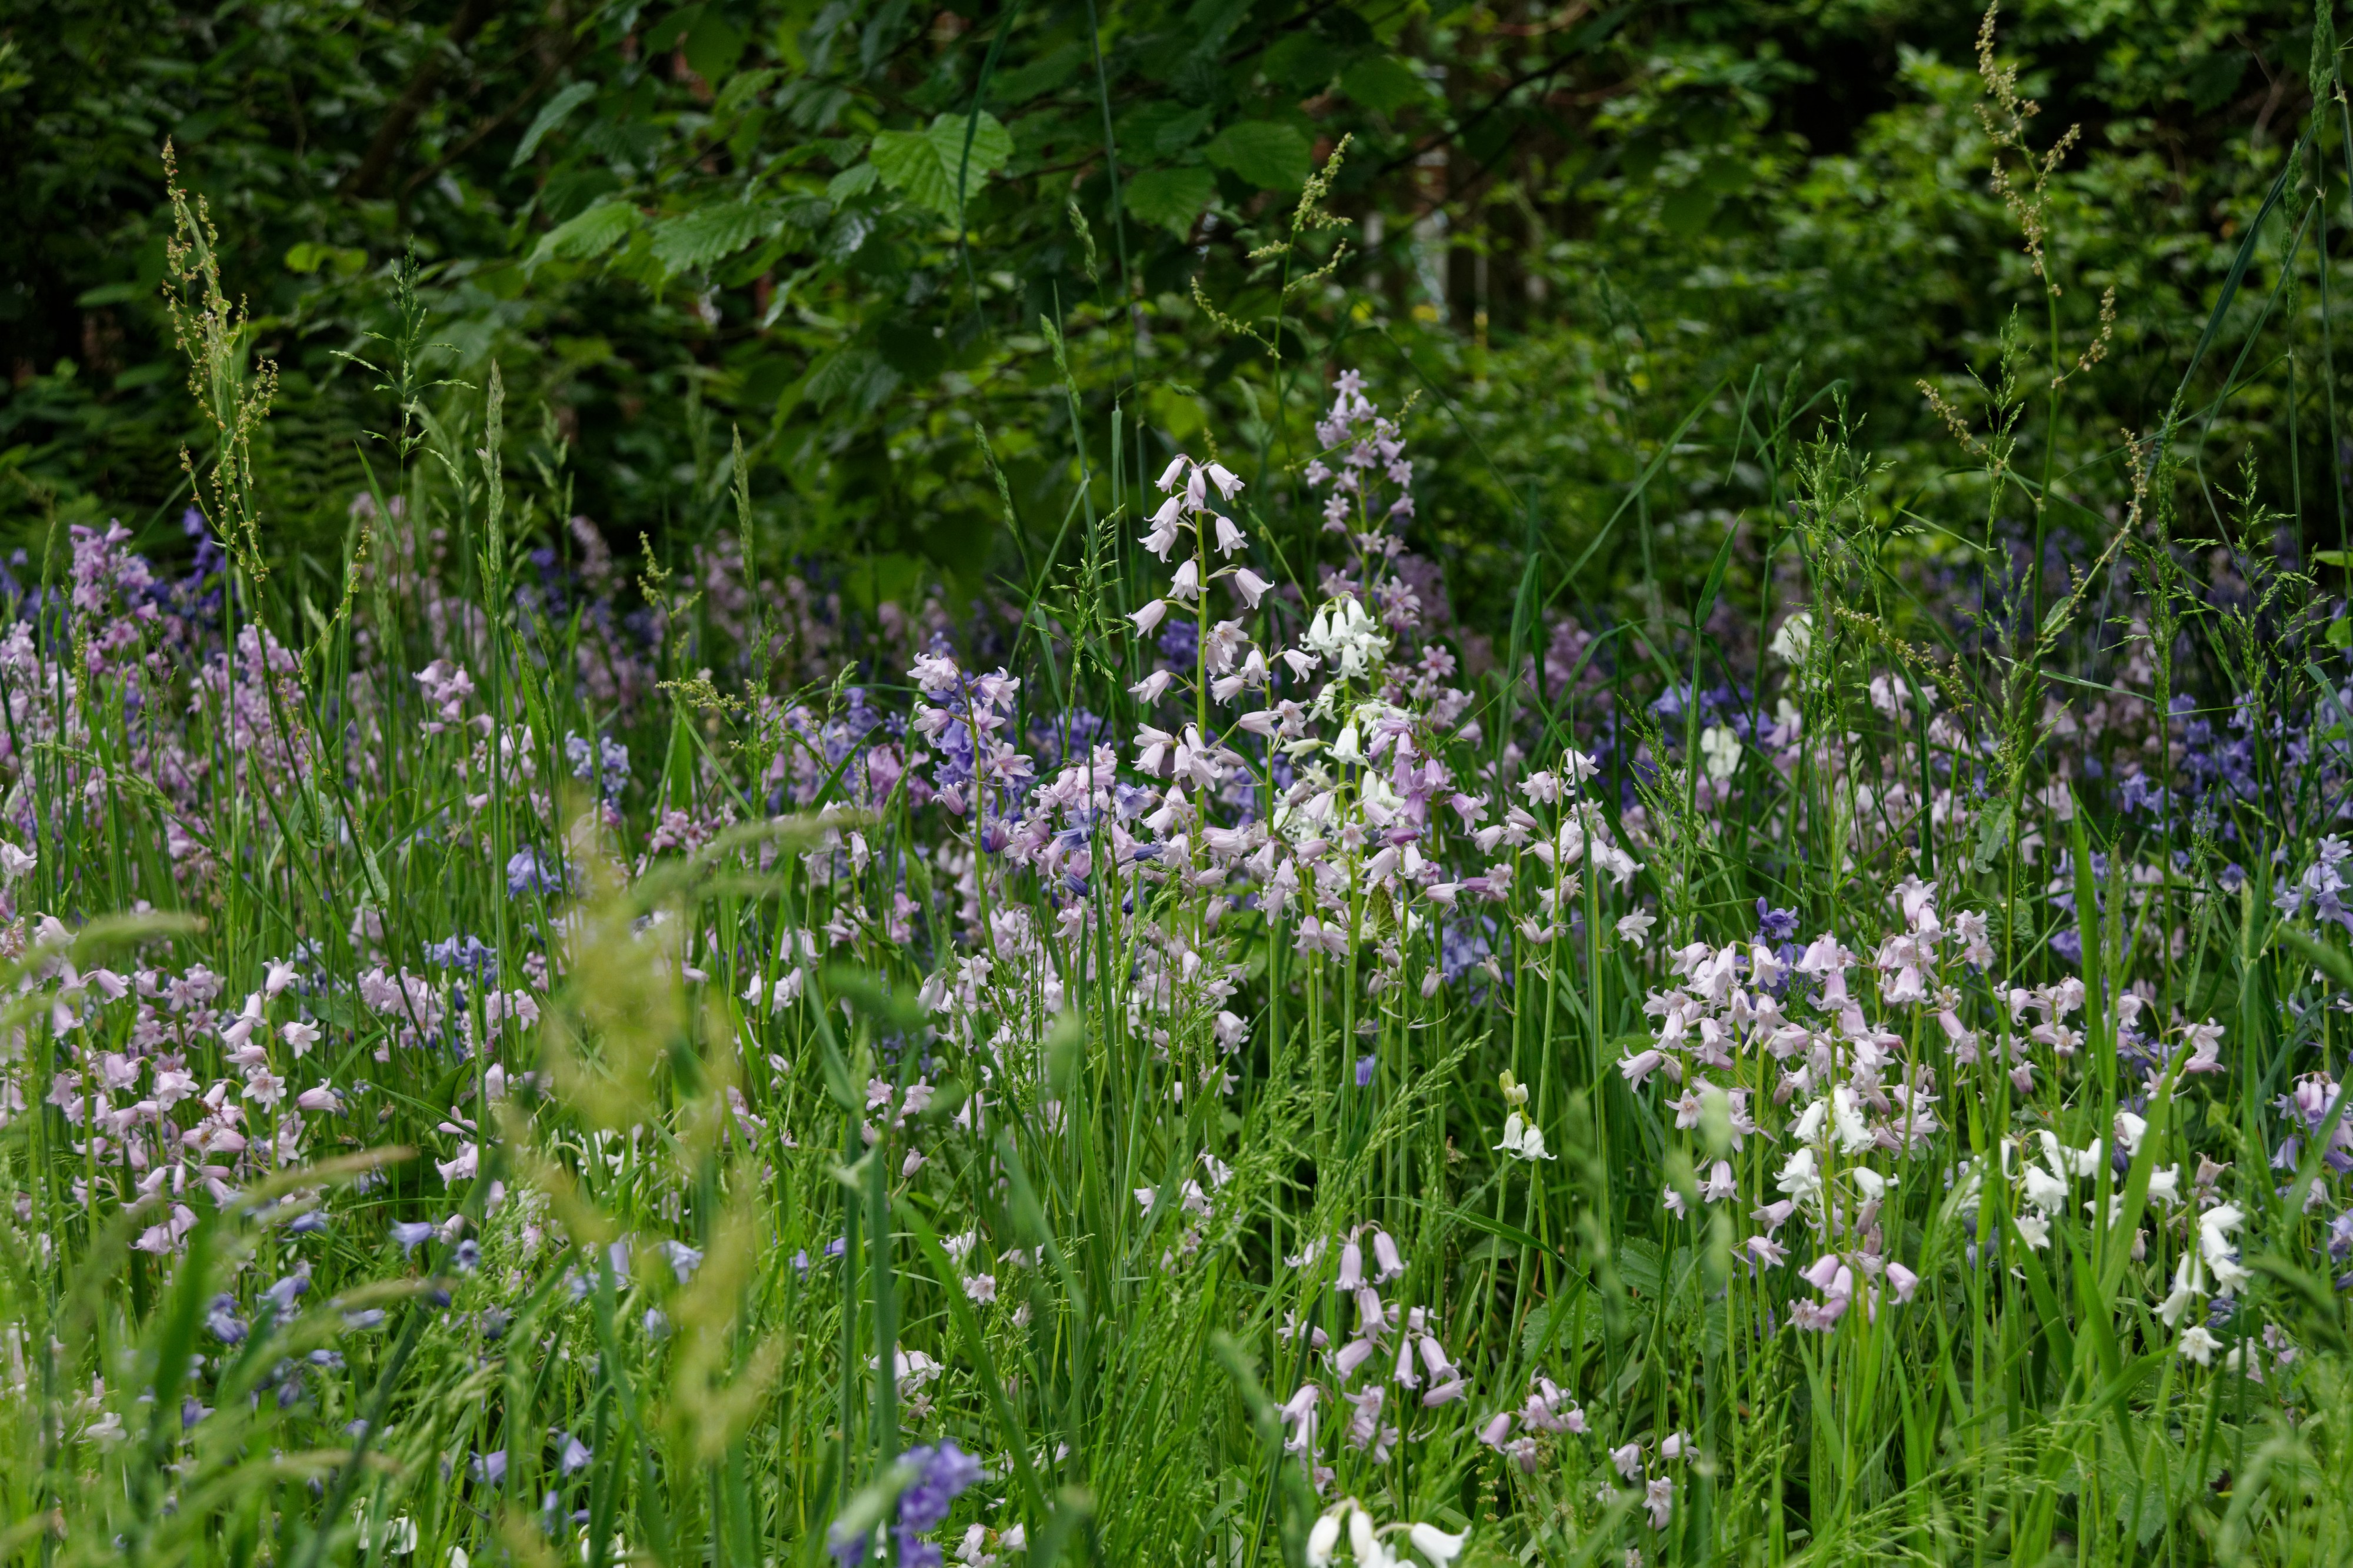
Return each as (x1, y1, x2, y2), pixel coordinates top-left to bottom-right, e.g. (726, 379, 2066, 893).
(349, 0, 503, 199)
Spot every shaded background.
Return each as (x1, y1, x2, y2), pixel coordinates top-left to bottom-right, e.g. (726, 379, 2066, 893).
(0, 0, 2328, 640)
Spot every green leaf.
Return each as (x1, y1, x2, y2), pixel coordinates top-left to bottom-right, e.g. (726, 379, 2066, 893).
(1971, 799, 2012, 874)
(1120, 101, 1216, 159)
(804, 347, 897, 415)
(643, 4, 703, 53)
(281, 243, 366, 278)
(1123, 166, 1217, 235)
(648, 199, 775, 276)
(1204, 120, 1313, 191)
(1340, 54, 1428, 114)
(1261, 32, 1339, 92)
(681, 8, 744, 84)
(869, 112, 1012, 220)
(1692, 518, 1739, 628)
(528, 198, 639, 267)
(1661, 185, 1717, 237)
(826, 163, 878, 202)
(2328, 617, 2351, 650)
(1617, 1235, 1663, 1299)
(510, 80, 596, 168)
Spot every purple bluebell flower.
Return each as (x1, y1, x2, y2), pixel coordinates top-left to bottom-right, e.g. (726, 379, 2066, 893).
(566, 732, 631, 795)
(344, 1309, 387, 1330)
(1156, 618, 1199, 665)
(263, 1270, 309, 1319)
(205, 1294, 246, 1345)
(899, 1442, 984, 1527)
(506, 846, 561, 896)
(891, 1440, 984, 1567)
(286, 1210, 328, 1236)
(556, 1431, 593, 1476)
(473, 1449, 509, 1485)
(422, 933, 497, 976)
(1356, 1055, 1377, 1088)
(1439, 918, 1501, 987)
(391, 1221, 435, 1256)
(1754, 899, 1799, 945)
(454, 1239, 481, 1272)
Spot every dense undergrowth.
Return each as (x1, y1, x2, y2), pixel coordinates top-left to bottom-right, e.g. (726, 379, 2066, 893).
(6, 10, 2353, 1568)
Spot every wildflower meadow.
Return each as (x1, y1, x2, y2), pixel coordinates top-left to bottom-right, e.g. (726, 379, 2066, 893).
(5, 2, 2353, 1565)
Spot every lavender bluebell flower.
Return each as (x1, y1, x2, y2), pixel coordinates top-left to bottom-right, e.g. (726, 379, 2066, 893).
(263, 1270, 309, 1319)
(1156, 618, 1199, 666)
(422, 934, 497, 977)
(1357, 1054, 1378, 1088)
(566, 732, 631, 796)
(391, 1220, 435, 1256)
(892, 1440, 985, 1568)
(205, 1294, 247, 1345)
(1439, 918, 1495, 983)
(506, 846, 561, 897)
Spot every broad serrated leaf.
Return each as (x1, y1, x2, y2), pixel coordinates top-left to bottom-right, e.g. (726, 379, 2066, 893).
(511, 80, 596, 168)
(1204, 120, 1312, 191)
(869, 112, 1012, 219)
(1121, 101, 1215, 159)
(680, 8, 743, 84)
(1341, 54, 1429, 114)
(528, 198, 640, 266)
(648, 199, 775, 276)
(804, 346, 898, 415)
(1123, 166, 1217, 236)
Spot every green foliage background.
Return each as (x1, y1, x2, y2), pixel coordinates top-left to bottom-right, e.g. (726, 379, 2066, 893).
(0, 0, 2332, 623)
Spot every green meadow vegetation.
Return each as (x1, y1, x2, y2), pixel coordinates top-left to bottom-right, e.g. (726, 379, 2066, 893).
(4, 2, 2353, 1564)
